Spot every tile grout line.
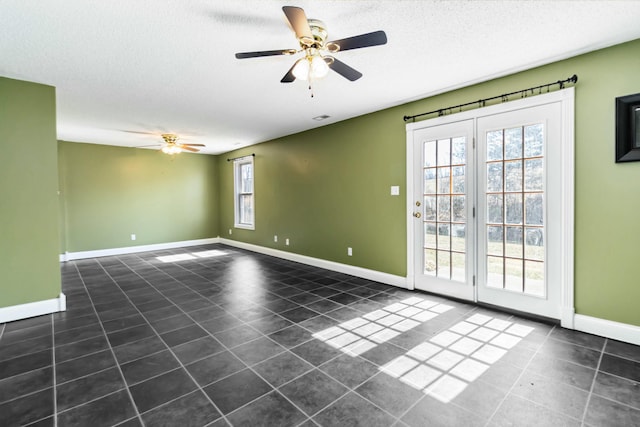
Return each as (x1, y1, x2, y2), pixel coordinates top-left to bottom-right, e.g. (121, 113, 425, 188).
(390, 304, 484, 424)
(481, 320, 557, 426)
(122, 251, 375, 425)
(123, 252, 332, 425)
(580, 337, 607, 426)
(53, 245, 634, 427)
(69, 262, 145, 426)
(249, 297, 475, 424)
(98, 255, 238, 425)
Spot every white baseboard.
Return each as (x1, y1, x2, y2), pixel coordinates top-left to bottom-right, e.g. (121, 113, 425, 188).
(60, 237, 221, 261)
(58, 237, 640, 347)
(220, 238, 408, 289)
(573, 314, 640, 346)
(560, 307, 575, 329)
(0, 293, 66, 324)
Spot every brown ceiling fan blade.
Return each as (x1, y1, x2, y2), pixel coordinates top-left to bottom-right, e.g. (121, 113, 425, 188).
(329, 30, 387, 52)
(235, 49, 296, 59)
(178, 145, 199, 152)
(328, 57, 363, 81)
(181, 143, 205, 147)
(280, 60, 299, 83)
(282, 6, 312, 41)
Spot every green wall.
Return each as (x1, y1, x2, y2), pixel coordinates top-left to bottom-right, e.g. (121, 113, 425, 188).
(220, 39, 640, 326)
(219, 113, 406, 276)
(58, 142, 219, 252)
(0, 77, 61, 308)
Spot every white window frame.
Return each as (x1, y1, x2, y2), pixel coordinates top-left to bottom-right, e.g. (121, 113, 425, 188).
(233, 156, 255, 230)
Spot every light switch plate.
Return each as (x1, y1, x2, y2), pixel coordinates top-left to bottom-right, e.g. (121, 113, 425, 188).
(391, 185, 400, 196)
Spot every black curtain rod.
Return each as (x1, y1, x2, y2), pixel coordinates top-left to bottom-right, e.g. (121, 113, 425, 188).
(226, 153, 255, 162)
(403, 74, 578, 122)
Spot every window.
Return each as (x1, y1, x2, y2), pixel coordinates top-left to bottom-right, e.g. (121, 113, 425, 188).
(234, 157, 254, 229)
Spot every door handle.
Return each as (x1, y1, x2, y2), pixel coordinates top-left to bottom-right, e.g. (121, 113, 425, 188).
(413, 212, 421, 218)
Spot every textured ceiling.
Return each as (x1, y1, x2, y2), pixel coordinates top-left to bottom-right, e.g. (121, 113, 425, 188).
(1, 1, 640, 154)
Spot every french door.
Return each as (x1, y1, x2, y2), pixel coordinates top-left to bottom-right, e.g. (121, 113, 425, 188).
(411, 119, 475, 301)
(407, 89, 574, 320)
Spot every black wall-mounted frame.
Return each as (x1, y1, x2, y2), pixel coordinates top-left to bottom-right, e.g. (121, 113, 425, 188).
(615, 92, 640, 163)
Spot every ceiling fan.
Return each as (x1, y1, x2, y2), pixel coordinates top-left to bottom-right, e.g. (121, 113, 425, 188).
(235, 6, 387, 85)
(158, 133, 205, 155)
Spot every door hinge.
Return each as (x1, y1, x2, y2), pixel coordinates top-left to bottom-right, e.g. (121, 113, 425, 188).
(473, 137, 476, 149)
(473, 275, 476, 286)
(473, 207, 476, 218)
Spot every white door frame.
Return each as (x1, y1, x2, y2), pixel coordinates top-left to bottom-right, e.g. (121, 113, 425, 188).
(406, 88, 575, 328)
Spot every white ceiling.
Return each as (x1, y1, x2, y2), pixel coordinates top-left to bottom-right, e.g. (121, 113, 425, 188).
(2, 1, 640, 155)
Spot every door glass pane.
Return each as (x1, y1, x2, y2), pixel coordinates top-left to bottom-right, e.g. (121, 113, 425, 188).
(525, 228, 544, 261)
(505, 226, 523, 258)
(504, 161, 522, 192)
(437, 139, 451, 166)
(487, 163, 503, 192)
(452, 253, 465, 282)
(505, 258, 523, 292)
(505, 194, 523, 224)
(424, 141, 437, 167)
(451, 224, 466, 252)
(504, 127, 523, 160)
(452, 137, 466, 164)
(424, 196, 436, 221)
(487, 130, 503, 161)
(452, 196, 465, 222)
(424, 168, 437, 193)
(437, 224, 451, 250)
(437, 167, 451, 194)
(422, 136, 467, 282)
(452, 166, 465, 193)
(524, 158, 543, 191)
(425, 223, 437, 249)
(525, 260, 545, 296)
(437, 195, 451, 221)
(487, 226, 503, 256)
(524, 124, 544, 157)
(525, 193, 543, 225)
(487, 194, 503, 223)
(425, 249, 436, 276)
(487, 256, 504, 288)
(437, 250, 451, 280)
(484, 124, 545, 297)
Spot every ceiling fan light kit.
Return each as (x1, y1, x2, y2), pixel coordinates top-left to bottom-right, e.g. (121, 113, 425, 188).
(235, 6, 387, 95)
(158, 133, 205, 155)
(161, 144, 182, 155)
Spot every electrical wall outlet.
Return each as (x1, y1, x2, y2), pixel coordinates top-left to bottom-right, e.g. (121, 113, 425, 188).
(274, 235, 278, 242)
(391, 185, 400, 196)
(130, 234, 136, 241)
(347, 247, 353, 256)
(285, 238, 290, 246)
(229, 229, 232, 235)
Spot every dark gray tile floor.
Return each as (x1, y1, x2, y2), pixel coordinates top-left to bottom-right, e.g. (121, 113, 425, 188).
(0, 244, 639, 426)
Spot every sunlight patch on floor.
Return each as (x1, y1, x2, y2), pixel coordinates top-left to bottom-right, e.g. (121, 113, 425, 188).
(156, 249, 227, 263)
(312, 296, 453, 356)
(380, 312, 534, 403)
